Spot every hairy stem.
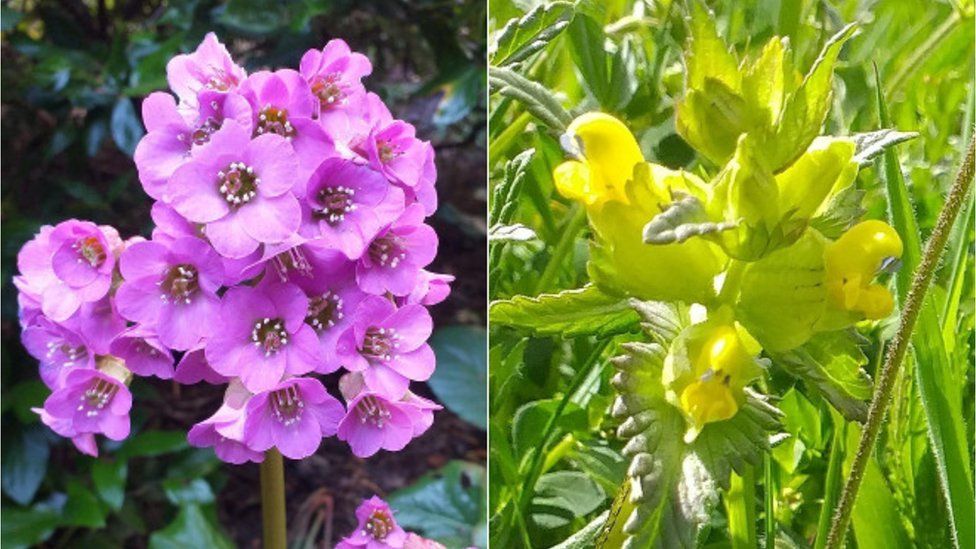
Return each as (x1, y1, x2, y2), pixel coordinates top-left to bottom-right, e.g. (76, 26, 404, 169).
(824, 133, 975, 548)
(261, 449, 288, 549)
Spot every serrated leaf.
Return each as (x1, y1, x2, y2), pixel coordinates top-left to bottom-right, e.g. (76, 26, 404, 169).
(488, 66, 572, 132)
(531, 471, 606, 530)
(642, 191, 738, 245)
(552, 510, 610, 548)
(489, 223, 537, 242)
(771, 331, 872, 422)
(851, 129, 918, 166)
(810, 183, 866, 239)
(489, 285, 641, 338)
(491, 2, 574, 66)
(490, 148, 534, 225)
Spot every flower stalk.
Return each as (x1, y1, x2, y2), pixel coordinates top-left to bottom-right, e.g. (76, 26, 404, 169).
(261, 449, 287, 549)
(824, 133, 975, 548)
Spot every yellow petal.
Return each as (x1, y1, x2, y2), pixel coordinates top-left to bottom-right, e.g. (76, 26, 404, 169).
(563, 113, 644, 205)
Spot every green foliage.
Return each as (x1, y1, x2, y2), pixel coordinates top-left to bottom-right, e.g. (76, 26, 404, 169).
(489, 0, 974, 547)
(388, 461, 487, 548)
(429, 326, 489, 429)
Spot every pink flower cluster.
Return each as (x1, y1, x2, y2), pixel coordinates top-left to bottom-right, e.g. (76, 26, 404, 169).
(14, 34, 452, 462)
(336, 496, 446, 549)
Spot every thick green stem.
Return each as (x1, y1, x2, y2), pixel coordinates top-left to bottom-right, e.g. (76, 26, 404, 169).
(261, 449, 287, 549)
(824, 134, 975, 548)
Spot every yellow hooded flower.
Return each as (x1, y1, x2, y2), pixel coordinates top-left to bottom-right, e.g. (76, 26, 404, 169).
(824, 220, 903, 319)
(553, 113, 726, 303)
(664, 311, 763, 439)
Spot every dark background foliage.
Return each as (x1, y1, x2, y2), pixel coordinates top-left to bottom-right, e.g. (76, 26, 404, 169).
(1, 0, 486, 546)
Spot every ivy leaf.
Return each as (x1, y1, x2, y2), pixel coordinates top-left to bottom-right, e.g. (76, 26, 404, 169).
(642, 191, 738, 245)
(491, 2, 574, 66)
(851, 129, 918, 166)
(531, 471, 606, 530)
(488, 66, 572, 132)
(489, 285, 641, 338)
(771, 331, 873, 422)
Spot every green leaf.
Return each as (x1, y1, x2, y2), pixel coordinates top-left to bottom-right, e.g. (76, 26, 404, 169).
(118, 430, 188, 459)
(490, 148, 534, 225)
(488, 66, 572, 132)
(162, 478, 214, 506)
(530, 471, 605, 530)
(489, 223, 538, 242)
(1, 502, 62, 548)
(490, 285, 641, 338)
(551, 510, 610, 549)
(388, 461, 486, 548)
(851, 129, 919, 166)
(810, 183, 866, 239)
(771, 331, 873, 422)
(433, 65, 484, 127)
(428, 325, 488, 430)
(491, 2, 574, 66)
(512, 399, 587, 459)
(92, 459, 128, 511)
(64, 481, 106, 528)
(876, 66, 975, 549)
(844, 427, 911, 548)
(148, 504, 233, 549)
(1, 425, 50, 506)
(110, 97, 144, 156)
(642, 191, 737, 245)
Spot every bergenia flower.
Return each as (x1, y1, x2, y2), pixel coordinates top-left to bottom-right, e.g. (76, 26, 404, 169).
(17, 220, 121, 322)
(242, 377, 344, 459)
(22, 317, 95, 390)
(116, 236, 223, 350)
(337, 391, 439, 458)
(336, 296, 434, 398)
(403, 270, 453, 307)
(189, 382, 264, 464)
(109, 326, 175, 380)
(302, 157, 404, 259)
(240, 70, 333, 176)
(335, 496, 407, 549)
(364, 121, 427, 188)
(299, 39, 372, 118)
(168, 122, 302, 258)
(205, 283, 321, 392)
(33, 406, 99, 457)
(357, 204, 438, 296)
(295, 262, 367, 373)
(135, 90, 253, 200)
(174, 343, 229, 385)
(166, 32, 247, 107)
(41, 368, 132, 441)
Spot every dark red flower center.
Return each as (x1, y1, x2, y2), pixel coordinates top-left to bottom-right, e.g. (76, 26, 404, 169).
(74, 236, 107, 268)
(377, 140, 398, 164)
(311, 74, 343, 109)
(305, 291, 343, 332)
(161, 264, 199, 304)
(367, 233, 406, 269)
(355, 395, 392, 428)
(218, 162, 258, 206)
(360, 327, 400, 363)
(270, 385, 304, 426)
(364, 509, 395, 540)
(251, 317, 288, 357)
(314, 186, 356, 225)
(256, 106, 295, 138)
(78, 378, 118, 418)
(272, 247, 313, 282)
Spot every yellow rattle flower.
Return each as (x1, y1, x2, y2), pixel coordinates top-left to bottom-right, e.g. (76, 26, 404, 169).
(679, 325, 756, 427)
(824, 220, 903, 319)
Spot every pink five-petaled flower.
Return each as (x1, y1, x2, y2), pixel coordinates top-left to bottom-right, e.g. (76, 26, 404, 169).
(357, 204, 438, 297)
(17, 220, 121, 322)
(336, 496, 407, 549)
(242, 377, 344, 460)
(22, 317, 95, 390)
(206, 283, 320, 392)
(109, 326, 175, 380)
(41, 368, 132, 442)
(364, 120, 427, 189)
(188, 381, 264, 464)
(337, 391, 433, 458)
(336, 296, 434, 398)
(297, 261, 367, 374)
(135, 90, 253, 201)
(169, 121, 301, 258)
(302, 157, 404, 259)
(166, 32, 246, 108)
(299, 39, 372, 118)
(240, 69, 332, 178)
(116, 236, 223, 350)
(33, 406, 99, 456)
